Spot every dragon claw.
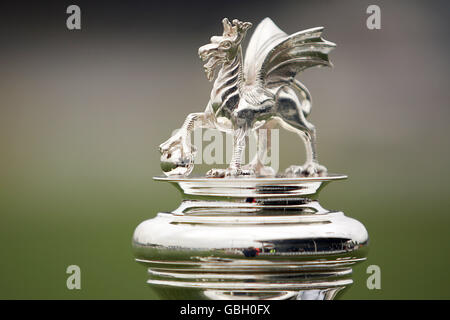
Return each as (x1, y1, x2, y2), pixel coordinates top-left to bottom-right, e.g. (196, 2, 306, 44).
(285, 163, 327, 177)
(242, 162, 276, 177)
(206, 167, 255, 178)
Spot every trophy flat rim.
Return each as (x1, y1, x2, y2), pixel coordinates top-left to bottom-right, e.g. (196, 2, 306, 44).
(153, 173, 347, 183)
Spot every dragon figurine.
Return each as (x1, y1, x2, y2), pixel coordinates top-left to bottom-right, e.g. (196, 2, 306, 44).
(159, 18, 335, 177)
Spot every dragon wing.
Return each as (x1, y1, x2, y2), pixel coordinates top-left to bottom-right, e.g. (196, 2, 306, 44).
(244, 18, 287, 85)
(244, 18, 335, 87)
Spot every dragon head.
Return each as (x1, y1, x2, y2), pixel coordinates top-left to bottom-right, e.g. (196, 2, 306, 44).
(198, 18, 252, 81)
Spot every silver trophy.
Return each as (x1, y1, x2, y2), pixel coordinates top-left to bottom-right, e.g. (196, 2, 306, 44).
(133, 18, 368, 300)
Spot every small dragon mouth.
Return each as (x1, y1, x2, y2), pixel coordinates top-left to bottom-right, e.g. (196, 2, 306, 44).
(198, 43, 227, 81)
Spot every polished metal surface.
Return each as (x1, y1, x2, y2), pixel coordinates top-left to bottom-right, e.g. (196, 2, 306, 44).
(133, 175, 368, 300)
(136, 17, 367, 300)
(155, 174, 346, 198)
(159, 18, 335, 177)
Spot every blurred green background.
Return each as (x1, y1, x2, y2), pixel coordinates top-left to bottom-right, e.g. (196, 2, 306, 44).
(0, 0, 449, 299)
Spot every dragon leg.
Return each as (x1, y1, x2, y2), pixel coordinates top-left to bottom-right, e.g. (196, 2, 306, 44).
(243, 120, 277, 176)
(207, 127, 253, 177)
(277, 117, 327, 177)
(159, 112, 211, 153)
(273, 85, 327, 177)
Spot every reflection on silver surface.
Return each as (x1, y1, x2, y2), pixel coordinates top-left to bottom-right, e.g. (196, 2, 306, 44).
(133, 175, 368, 300)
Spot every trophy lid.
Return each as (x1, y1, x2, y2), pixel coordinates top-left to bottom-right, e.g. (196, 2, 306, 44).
(154, 174, 347, 198)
